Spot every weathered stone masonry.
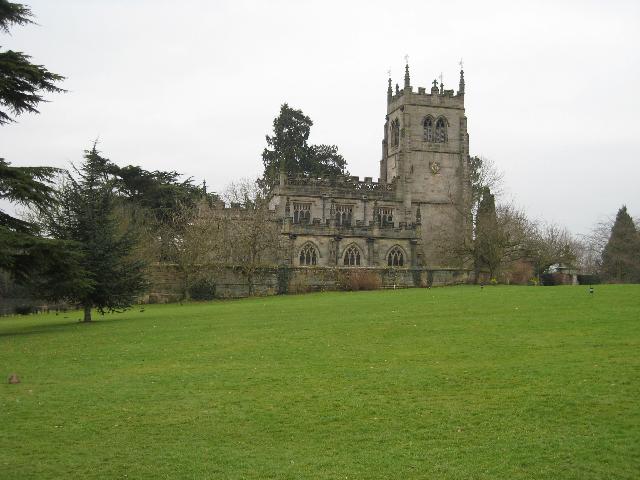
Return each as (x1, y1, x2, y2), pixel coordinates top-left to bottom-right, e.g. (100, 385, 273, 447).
(147, 62, 473, 300)
(269, 62, 471, 273)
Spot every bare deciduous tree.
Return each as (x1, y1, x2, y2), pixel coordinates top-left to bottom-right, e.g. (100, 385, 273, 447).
(166, 179, 284, 298)
(169, 200, 228, 299)
(576, 217, 614, 275)
(484, 202, 534, 279)
(526, 222, 579, 281)
(437, 156, 507, 276)
(469, 155, 505, 215)
(222, 179, 284, 294)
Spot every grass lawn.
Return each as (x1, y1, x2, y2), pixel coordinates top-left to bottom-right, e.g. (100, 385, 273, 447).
(1, 285, 639, 479)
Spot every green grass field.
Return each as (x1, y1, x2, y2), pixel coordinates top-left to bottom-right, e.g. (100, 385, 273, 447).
(1, 285, 639, 479)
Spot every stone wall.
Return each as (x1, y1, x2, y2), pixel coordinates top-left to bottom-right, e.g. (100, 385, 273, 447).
(145, 264, 471, 302)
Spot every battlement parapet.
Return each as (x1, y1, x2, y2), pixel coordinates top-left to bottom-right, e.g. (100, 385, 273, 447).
(389, 88, 464, 110)
(274, 174, 398, 201)
(284, 174, 393, 192)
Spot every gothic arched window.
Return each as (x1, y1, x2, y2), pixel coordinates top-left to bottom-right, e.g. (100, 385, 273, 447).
(423, 117, 434, 142)
(293, 203, 311, 224)
(299, 243, 318, 266)
(390, 119, 400, 148)
(387, 247, 405, 267)
(374, 207, 393, 226)
(343, 245, 362, 267)
(335, 205, 353, 226)
(435, 117, 447, 143)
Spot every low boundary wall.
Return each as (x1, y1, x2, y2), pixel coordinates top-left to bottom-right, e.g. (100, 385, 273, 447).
(145, 264, 471, 303)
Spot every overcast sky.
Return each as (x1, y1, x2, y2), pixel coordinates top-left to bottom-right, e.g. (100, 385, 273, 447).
(1, 0, 639, 234)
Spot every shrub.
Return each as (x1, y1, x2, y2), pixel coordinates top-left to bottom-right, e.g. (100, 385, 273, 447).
(541, 273, 573, 286)
(339, 270, 382, 291)
(507, 260, 535, 285)
(188, 278, 216, 300)
(540, 273, 555, 286)
(14, 304, 36, 315)
(489, 278, 498, 285)
(288, 276, 314, 294)
(577, 274, 601, 285)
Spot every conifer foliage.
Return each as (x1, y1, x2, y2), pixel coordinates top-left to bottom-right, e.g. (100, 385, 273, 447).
(474, 187, 501, 279)
(0, 158, 88, 299)
(601, 206, 640, 283)
(40, 146, 147, 322)
(260, 103, 347, 188)
(0, 2, 73, 291)
(0, 1, 65, 124)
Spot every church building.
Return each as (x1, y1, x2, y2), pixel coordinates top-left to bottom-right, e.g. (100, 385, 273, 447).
(268, 62, 471, 273)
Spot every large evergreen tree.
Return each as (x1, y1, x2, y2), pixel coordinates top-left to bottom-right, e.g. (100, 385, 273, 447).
(0, 2, 69, 290)
(40, 146, 147, 322)
(0, 158, 57, 235)
(0, 1, 65, 124)
(0, 158, 88, 297)
(0, 0, 63, 237)
(260, 103, 346, 188)
(114, 165, 206, 223)
(474, 187, 501, 279)
(601, 206, 640, 283)
(111, 164, 219, 264)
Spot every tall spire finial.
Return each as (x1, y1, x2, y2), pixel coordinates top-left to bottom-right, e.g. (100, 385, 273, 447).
(404, 55, 410, 89)
(458, 58, 465, 95)
(387, 69, 392, 101)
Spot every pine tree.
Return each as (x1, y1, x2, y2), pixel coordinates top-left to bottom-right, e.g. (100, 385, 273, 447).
(40, 146, 147, 322)
(260, 103, 346, 188)
(0, 1, 65, 124)
(601, 206, 640, 283)
(1, 2, 70, 290)
(474, 187, 501, 280)
(0, 157, 90, 298)
(0, 158, 57, 235)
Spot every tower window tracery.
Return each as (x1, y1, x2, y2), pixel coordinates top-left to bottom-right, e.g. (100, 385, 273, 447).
(387, 247, 405, 267)
(423, 116, 434, 142)
(343, 245, 362, 267)
(390, 118, 400, 148)
(299, 243, 318, 266)
(435, 117, 448, 143)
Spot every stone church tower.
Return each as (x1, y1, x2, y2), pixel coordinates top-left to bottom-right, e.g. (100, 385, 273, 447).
(268, 61, 471, 280)
(380, 63, 471, 267)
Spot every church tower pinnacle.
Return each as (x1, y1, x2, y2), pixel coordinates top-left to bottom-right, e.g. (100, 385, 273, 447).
(458, 59, 465, 95)
(404, 61, 411, 90)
